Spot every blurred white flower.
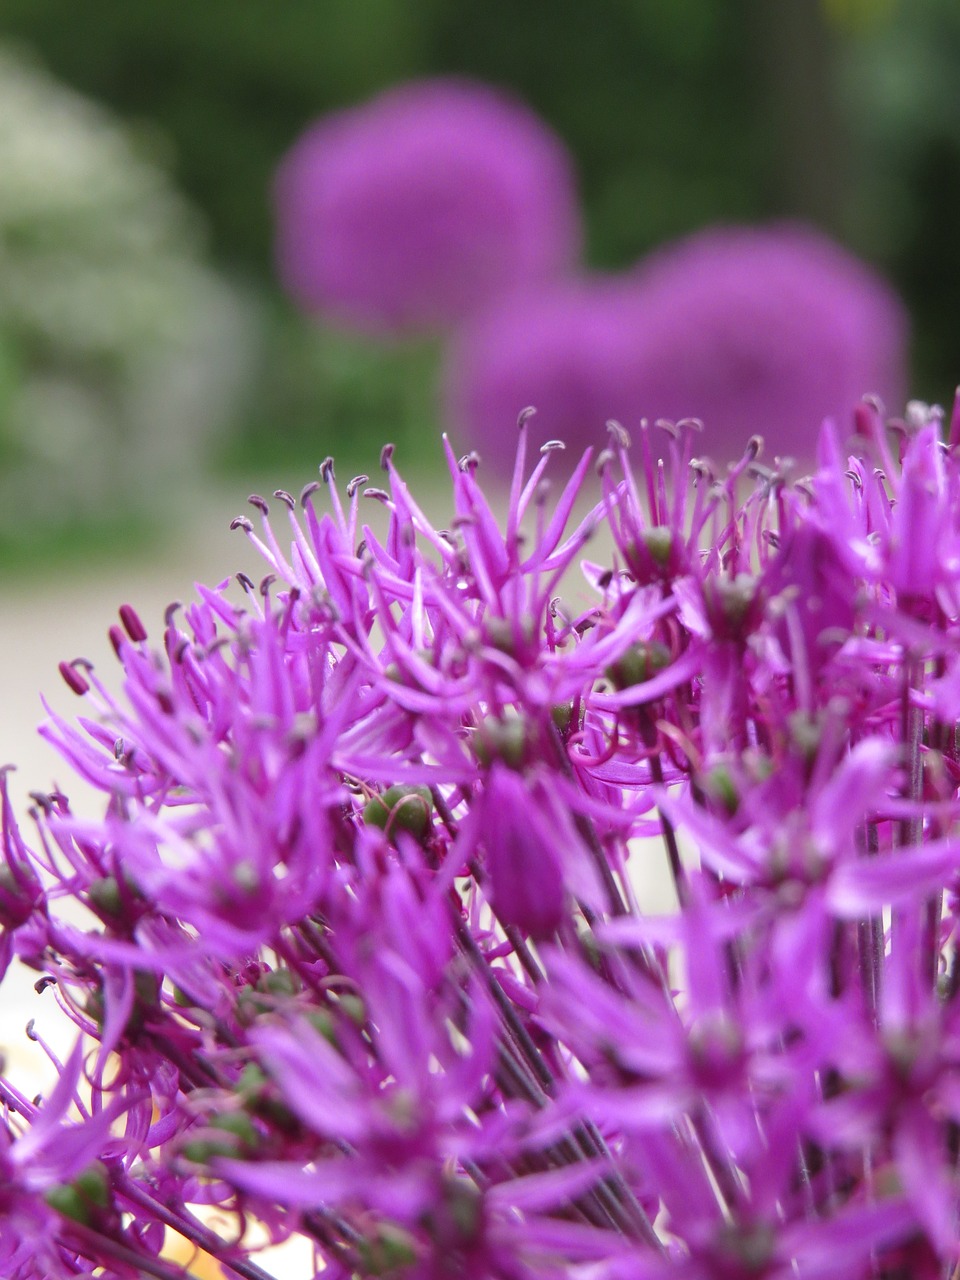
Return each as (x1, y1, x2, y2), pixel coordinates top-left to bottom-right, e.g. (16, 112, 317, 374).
(0, 45, 256, 532)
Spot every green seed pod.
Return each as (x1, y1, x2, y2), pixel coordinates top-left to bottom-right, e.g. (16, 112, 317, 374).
(210, 1110, 259, 1148)
(357, 1223, 419, 1275)
(363, 785, 433, 837)
(72, 1162, 111, 1210)
(550, 701, 575, 736)
(641, 525, 674, 568)
(235, 1063, 269, 1098)
(44, 1161, 111, 1224)
(255, 968, 300, 997)
(87, 875, 123, 917)
(445, 1177, 483, 1242)
(306, 1008, 338, 1044)
(485, 615, 535, 654)
(332, 991, 366, 1027)
(473, 710, 527, 769)
(702, 763, 739, 816)
(605, 642, 671, 691)
(45, 1183, 92, 1225)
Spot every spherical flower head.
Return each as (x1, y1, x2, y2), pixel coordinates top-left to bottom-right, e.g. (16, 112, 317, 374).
(274, 77, 581, 334)
(445, 275, 648, 469)
(624, 222, 907, 461)
(447, 223, 906, 472)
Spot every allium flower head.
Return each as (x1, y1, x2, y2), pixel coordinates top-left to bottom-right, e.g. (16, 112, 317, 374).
(445, 276, 652, 470)
(274, 77, 581, 333)
(624, 224, 907, 461)
(448, 224, 906, 470)
(7, 405, 960, 1277)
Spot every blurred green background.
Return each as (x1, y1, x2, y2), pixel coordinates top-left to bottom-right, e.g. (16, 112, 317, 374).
(0, 0, 958, 565)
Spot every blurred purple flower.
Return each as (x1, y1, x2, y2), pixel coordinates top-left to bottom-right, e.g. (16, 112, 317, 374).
(624, 224, 907, 460)
(445, 276, 649, 470)
(448, 224, 907, 469)
(274, 77, 580, 334)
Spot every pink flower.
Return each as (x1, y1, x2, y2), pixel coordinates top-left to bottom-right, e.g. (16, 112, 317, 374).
(274, 77, 580, 334)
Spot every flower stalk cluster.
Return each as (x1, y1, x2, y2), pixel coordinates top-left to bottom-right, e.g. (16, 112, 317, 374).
(4, 403, 960, 1277)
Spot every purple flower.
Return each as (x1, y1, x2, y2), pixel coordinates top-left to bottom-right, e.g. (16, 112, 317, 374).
(445, 275, 651, 470)
(624, 224, 907, 462)
(7, 405, 960, 1277)
(448, 224, 906, 470)
(274, 77, 580, 334)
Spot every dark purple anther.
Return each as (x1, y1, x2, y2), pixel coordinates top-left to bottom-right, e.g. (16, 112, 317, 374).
(119, 604, 147, 643)
(58, 661, 89, 696)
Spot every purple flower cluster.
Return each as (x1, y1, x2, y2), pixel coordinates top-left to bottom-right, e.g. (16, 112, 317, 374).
(5, 404, 960, 1277)
(275, 78, 906, 468)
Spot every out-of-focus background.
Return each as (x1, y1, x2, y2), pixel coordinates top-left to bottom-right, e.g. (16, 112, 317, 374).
(2, 1, 960, 536)
(1, 0, 959, 771)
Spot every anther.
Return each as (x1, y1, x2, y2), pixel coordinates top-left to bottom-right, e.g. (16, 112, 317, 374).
(118, 604, 147, 643)
(230, 516, 253, 533)
(273, 489, 296, 509)
(380, 442, 395, 470)
(346, 475, 369, 498)
(606, 420, 631, 448)
(248, 494, 269, 515)
(58, 661, 89, 696)
(517, 405, 537, 429)
(320, 457, 335, 482)
(745, 435, 764, 461)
